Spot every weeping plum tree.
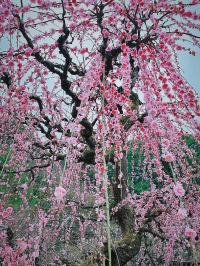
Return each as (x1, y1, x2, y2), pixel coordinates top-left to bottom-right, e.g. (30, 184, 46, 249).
(0, 0, 200, 265)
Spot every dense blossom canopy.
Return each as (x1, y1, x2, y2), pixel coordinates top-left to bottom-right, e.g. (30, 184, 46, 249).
(0, 0, 200, 265)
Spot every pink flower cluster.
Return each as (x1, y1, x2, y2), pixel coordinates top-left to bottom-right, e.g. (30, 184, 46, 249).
(161, 139, 175, 162)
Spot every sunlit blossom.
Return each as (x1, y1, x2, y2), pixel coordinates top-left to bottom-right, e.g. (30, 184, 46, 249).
(98, 241, 104, 247)
(101, 188, 105, 193)
(6, 207, 13, 213)
(161, 138, 170, 149)
(185, 227, 197, 239)
(164, 153, 174, 162)
(54, 187, 66, 200)
(150, 120, 159, 128)
(21, 183, 28, 190)
(149, 108, 157, 117)
(177, 208, 187, 219)
(173, 183, 185, 197)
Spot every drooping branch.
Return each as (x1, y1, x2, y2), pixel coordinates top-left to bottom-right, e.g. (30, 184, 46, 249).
(167, 31, 200, 39)
(13, 14, 62, 76)
(24, 116, 53, 140)
(29, 95, 43, 113)
(138, 226, 168, 241)
(3, 162, 51, 174)
(121, 111, 148, 132)
(32, 142, 51, 150)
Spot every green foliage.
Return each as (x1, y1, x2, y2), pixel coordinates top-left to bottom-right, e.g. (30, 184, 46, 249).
(127, 141, 149, 193)
(108, 162, 114, 180)
(127, 135, 200, 193)
(134, 177, 150, 193)
(127, 141, 145, 168)
(183, 135, 200, 165)
(60, 258, 78, 266)
(87, 165, 95, 181)
(0, 146, 41, 210)
(182, 135, 200, 185)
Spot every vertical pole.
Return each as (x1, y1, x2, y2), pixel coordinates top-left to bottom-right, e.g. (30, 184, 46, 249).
(102, 58, 112, 266)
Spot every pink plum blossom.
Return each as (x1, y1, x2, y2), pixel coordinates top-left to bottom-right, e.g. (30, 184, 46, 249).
(97, 209, 105, 221)
(164, 153, 175, 162)
(161, 138, 170, 149)
(150, 120, 159, 129)
(6, 207, 13, 213)
(98, 241, 104, 247)
(98, 197, 105, 204)
(8, 61, 14, 67)
(21, 183, 28, 190)
(173, 183, 185, 197)
(54, 187, 66, 200)
(101, 188, 105, 193)
(149, 108, 157, 117)
(185, 227, 197, 239)
(132, 34, 137, 40)
(25, 48, 33, 57)
(177, 208, 187, 219)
